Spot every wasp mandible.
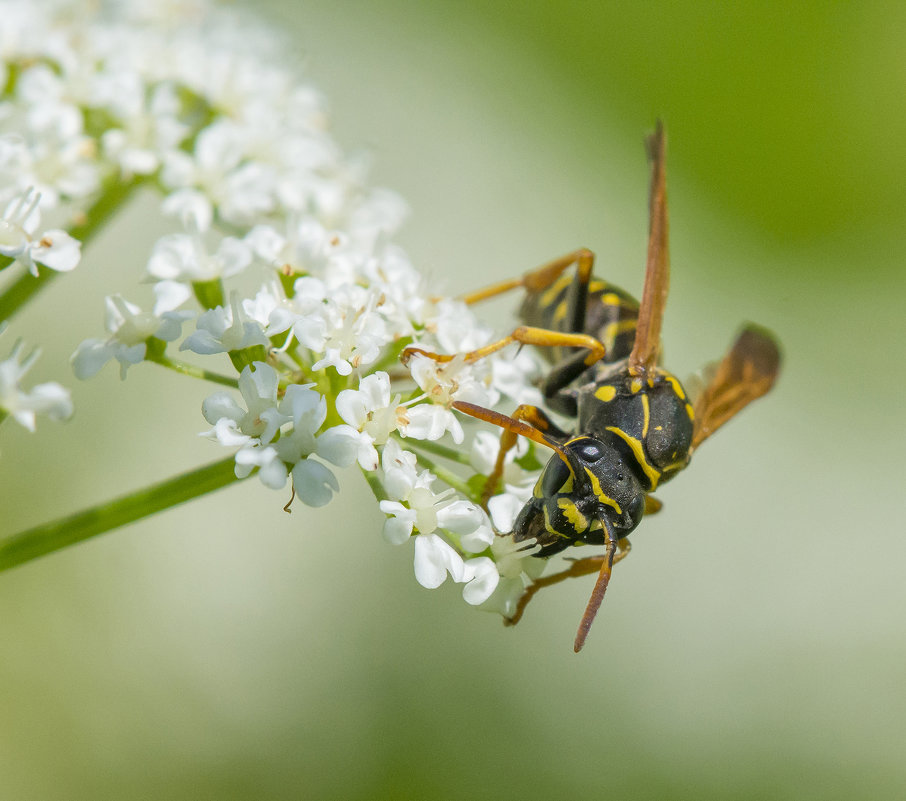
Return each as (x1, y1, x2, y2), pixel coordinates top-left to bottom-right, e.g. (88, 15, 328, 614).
(403, 122, 781, 651)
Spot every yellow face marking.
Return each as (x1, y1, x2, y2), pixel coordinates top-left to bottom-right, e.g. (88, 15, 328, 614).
(552, 299, 568, 324)
(584, 467, 622, 514)
(594, 385, 617, 402)
(540, 274, 572, 308)
(543, 504, 571, 538)
(605, 426, 661, 490)
(588, 280, 607, 293)
(533, 474, 544, 498)
(641, 392, 650, 438)
(557, 498, 589, 533)
(685, 402, 695, 421)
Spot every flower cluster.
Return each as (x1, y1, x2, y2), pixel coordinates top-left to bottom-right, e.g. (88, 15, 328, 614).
(0, 0, 553, 617)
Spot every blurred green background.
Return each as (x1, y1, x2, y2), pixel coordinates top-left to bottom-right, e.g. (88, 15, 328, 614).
(1, 1, 905, 798)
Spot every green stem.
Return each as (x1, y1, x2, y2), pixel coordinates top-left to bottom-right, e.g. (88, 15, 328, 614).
(399, 435, 473, 466)
(0, 177, 143, 321)
(406, 451, 472, 497)
(363, 469, 389, 503)
(149, 353, 239, 388)
(0, 456, 242, 572)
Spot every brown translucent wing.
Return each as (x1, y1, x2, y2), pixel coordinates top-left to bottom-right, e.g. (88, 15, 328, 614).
(691, 325, 781, 450)
(628, 120, 669, 377)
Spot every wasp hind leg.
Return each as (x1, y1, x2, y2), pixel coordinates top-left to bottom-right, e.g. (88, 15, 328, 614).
(460, 247, 596, 334)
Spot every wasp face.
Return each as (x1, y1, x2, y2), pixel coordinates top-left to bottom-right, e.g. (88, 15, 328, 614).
(513, 436, 646, 557)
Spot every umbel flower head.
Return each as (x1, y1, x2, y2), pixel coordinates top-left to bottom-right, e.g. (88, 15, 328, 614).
(0, 0, 551, 620)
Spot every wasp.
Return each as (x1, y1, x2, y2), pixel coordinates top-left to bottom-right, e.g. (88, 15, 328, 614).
(402, 122, 780, 651)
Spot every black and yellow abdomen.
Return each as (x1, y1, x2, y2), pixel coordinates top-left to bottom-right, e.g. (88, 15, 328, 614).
(519, 274, 639, 365)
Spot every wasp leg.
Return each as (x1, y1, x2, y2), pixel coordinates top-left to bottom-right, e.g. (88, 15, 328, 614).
(536, 348, 604, 417)
(460, 248, 595, 322)
(480, 404, 569, 506)
(504, 539, 632, 627)
(644, 495, 663, 515)
(402, 326, 606, 371)
(452, 400, 576, 475)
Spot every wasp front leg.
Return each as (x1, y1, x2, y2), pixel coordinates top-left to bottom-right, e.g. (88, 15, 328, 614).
(479, 403, 570, 507)
(504, 539, 633, 627)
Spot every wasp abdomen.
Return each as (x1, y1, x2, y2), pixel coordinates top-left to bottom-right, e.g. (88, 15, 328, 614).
(519, 276, 639, 365)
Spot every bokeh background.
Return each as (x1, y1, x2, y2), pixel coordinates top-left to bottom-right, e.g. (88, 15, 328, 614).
(2, 1, 905, 798)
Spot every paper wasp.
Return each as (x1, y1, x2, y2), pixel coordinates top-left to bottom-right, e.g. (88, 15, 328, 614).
(403, 121, 780, 651)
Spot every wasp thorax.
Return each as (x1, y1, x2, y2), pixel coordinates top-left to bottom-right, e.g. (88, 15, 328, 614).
(513, 436, 645, 558)
(577, 367, 694, 490)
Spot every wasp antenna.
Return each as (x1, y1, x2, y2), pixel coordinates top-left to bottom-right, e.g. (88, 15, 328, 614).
(573, 518, 618, 652)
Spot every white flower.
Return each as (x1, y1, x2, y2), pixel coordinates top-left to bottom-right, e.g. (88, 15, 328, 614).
(378, 440, 493, 591)
(160, 119, 276, 226)
(0, 335, 73, 432)
(462, 556, 500, 605)
(271, 384, 358, 506)
(0, 189, 81, 276)
(335, 371, 406, 471)
(179, 293, 269, 355)
(401, 352, 497, 445)
(241, 282, 326, 353)
(99, 80, 189, 177)
(478, 494, 546, 617)
(413, 533, 469, 589)
(310, 285, 387, 376)
(71, 294, 192, 379)
(146, 229, 252, 285)
(201, 361, 285, 446)
(245, 218, 343, 277)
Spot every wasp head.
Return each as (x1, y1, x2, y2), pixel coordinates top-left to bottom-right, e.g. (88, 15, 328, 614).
(513, 436, 646, 557)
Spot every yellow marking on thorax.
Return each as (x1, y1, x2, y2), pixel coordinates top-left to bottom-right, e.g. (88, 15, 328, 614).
(557, 498, 589, 533)
(641, 393, 650, 438)
(660, 371, 687, 400)
(685, 402, 695, 421)
(630, 378, 643, 394)
(595, 384, 616, 402)
(605, 427, 661, 490)
(584, 467, 622, 514)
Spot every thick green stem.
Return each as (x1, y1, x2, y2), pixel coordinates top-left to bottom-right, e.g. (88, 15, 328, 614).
(0, 456, 242, 572)
(0, 178, 142, 321)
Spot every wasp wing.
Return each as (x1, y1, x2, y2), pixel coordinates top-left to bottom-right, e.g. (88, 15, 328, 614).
(628, 120, 669, 377)
(690, 325, 781, 451)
